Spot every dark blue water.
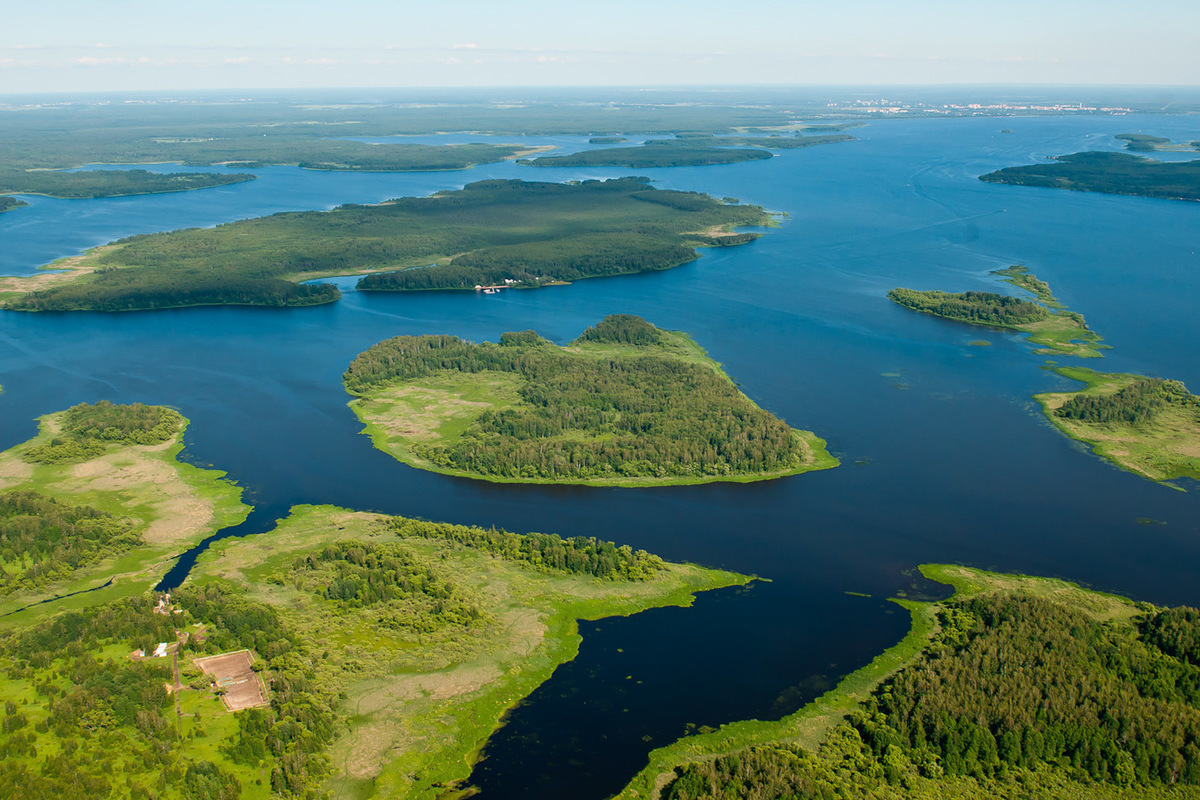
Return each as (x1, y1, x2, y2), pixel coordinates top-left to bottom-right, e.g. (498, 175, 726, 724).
(2, 114, 1200, 799)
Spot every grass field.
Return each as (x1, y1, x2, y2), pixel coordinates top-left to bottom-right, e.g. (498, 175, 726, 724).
(0, 407, 249, 626)
(1036, 367, 1200, 486)
(189, 504, 750, 800)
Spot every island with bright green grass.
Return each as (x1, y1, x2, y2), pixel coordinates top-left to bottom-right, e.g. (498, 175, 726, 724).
(344, 315, 837, 486)
(0, 502, 747, 799)
(518, 133, 853, 168)
(888, 266, 1105, 358)
(0, 401, 248, 620)
(1036, 367, 1200, 485)
(3, 177, 771, 312)
(979, 151, 1200, 201)
(618, 564, 1200, 800)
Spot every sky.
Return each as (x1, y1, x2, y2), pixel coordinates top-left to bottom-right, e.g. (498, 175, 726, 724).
(4, 0, 1200, 93)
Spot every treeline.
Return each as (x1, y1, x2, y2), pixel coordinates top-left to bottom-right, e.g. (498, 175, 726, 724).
(0, 491, 139, 597)
(888, 288, 1050, 327)
(1056, 378, 1200, 425)
(344, 317, 805, 480)
(22, 401, 183, 463)
(519, 132, 852, 168)
(980, 151, 1200, 202)
(389, 515, 668, 581)
(577, 313, 664, 345)
(287, 541, 483, 632)
(7, 178, 765, 311)
(0, 168, 253, 199)
(665, 593, 1200, 798)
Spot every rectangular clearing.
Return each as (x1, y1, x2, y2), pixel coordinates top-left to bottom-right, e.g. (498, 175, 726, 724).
(195, 649, 268, 711)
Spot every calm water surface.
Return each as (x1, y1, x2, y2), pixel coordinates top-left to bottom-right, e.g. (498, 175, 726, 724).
(2, 115, 1199, 799)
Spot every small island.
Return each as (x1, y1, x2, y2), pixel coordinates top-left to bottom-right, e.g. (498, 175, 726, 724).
(344, 315, 837, 486)
(619, 564, 1200, 800)
(519, 133, 854, 168)
(979, 150, 1200, 202)
(1115, 133, 1200, 152)
(0, 502, 747, 799)
(3, 177, 771, 312)
(0, 401, 248, 618)
(0, 196, 29, 213)
(888, 266, 1105, 358)
(1036, 367, 1200, 485)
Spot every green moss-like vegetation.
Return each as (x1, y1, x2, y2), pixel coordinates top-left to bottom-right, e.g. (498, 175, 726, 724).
(888, 266, 1106, 358)
(0, 168, 254, 199)
(343, 314, 836, 486)
(519, 133, 853, 168)
(980, 151, 1200, 202)
(1035, 367, 1200, 485)
(0, 196, 28, 213)
(618, 564, 1200, 800)
(184, 504, 749, 799)
(4, 178, 769, 312)
(0, 404, 248, 623)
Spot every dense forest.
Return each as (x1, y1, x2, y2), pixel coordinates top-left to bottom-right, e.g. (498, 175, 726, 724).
(21, 401, 184, 464)
(980, 151, 1200, 201)
(0, 168, 254, 199)
(345, 315, 808, 481)
(388, 515, 668, 581)
(518, 133, 852, 168)
(1055, 377, 1200, 425)
(887, 288, 1051, 326)
(663, 592, 1200, 799)
(0, 196, 28, 213)
(0, 491, 139, 597)
(7, 178, 767, 311)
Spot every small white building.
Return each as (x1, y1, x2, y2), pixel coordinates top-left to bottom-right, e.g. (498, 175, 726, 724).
(153, 642, 169, 658)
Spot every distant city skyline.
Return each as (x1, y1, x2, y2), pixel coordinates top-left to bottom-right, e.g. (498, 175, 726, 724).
(5, 0, 1200, 93)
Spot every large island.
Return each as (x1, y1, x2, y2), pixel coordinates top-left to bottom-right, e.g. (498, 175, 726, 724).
(3, 177, 772, 312)
(980, 150, 1200, 202)
(344, 315, 837, 486)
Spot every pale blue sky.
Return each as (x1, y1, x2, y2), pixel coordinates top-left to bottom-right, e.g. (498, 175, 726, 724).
(4, 0, 1198, 93)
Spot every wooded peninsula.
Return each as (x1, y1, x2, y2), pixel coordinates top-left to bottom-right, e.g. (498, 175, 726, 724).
(618, 564, 1200, 800)
(344, 315, 837, 486)
(980, 151, 1200, 202)
(3, 178, 770, 312)
(888, 266, 1105, 358)
(518, 133, 854, 168)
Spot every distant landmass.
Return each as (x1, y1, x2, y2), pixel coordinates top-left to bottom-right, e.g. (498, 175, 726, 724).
(979, 151, 1200, 201)
(3, 177, 771, 312)
(519, 133, 854, 168)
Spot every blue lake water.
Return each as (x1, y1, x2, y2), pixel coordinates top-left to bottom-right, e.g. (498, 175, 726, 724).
(2, 114, 1200, 798)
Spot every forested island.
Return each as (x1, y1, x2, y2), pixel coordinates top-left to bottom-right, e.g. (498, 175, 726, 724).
(1115, 133, 1200, 152)
(3, 178, 770, 312)
(0, 401, 248, 617)
(518, 133, 853, 168)
(888, 266, 1105, 357)
(1036, 367, 1200, 485)
(0, 196, 29, 213)
(0, 168, 255, 199)
(344, 315, 836, 486)
(618, 564, 1200, 800)
(979, 151, 1200, 201)
(0, 503, 746, 799)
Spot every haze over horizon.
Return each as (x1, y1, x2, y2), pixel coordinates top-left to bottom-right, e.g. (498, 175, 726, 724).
(6, 0, 1200, 94)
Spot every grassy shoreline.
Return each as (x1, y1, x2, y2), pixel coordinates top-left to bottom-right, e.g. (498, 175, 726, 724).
(189, 504, 751, 800)
(0, 406, 249, 625)
(1035, 366, 1200, 486)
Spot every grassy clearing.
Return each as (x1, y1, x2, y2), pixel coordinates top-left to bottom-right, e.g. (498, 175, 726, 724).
(0, 408, 249, 625)
(1035, 367, 1200, 486)
(189, 504, 749, 800)
(615, 563, 1146, 800)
